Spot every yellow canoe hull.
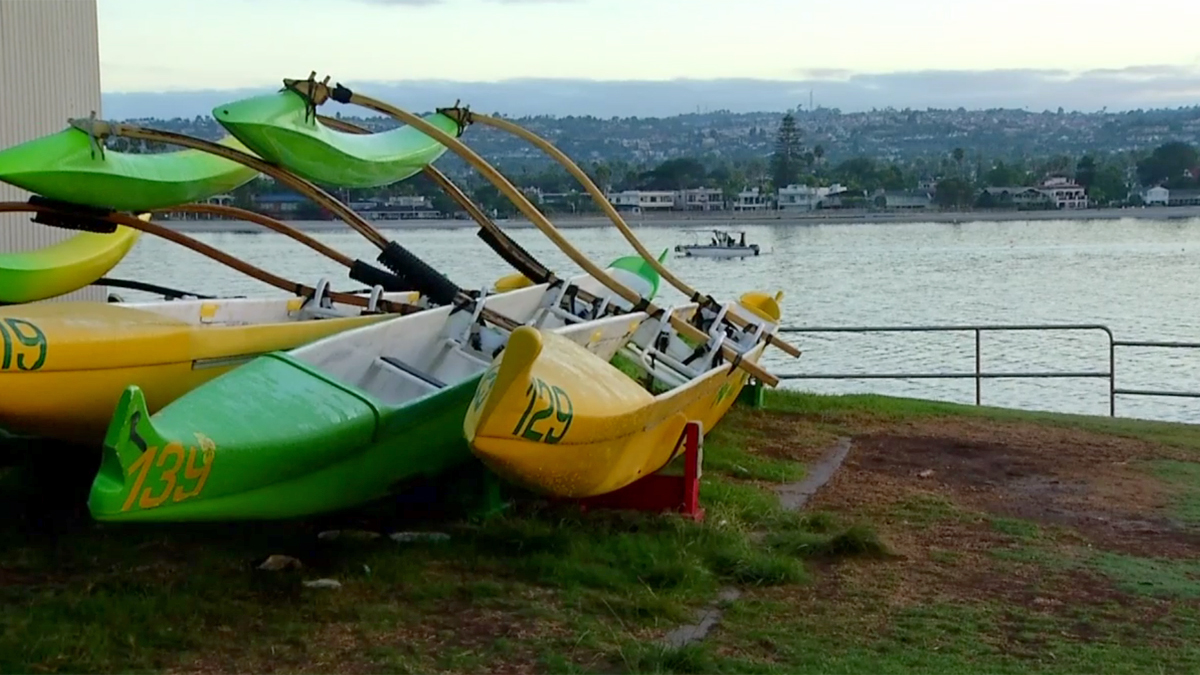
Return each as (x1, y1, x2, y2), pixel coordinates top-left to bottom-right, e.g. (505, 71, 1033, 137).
(464, 319, 771, 499)
(0, 295, 414, 443)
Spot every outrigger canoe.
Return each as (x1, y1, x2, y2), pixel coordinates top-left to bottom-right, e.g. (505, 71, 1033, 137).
(212, 88, 461, 188)
(464, 290, 784, 498)
(87, 256, 663, 522)
(0, 129, 258, 212)
(0, 223, 140, 304)
(0, 285, 417, 444)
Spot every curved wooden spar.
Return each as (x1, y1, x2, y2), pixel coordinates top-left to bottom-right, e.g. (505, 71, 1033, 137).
(287, 78, 779, 386)
(466, 112, 802, 359)
(0, 201, 418, 314)
(65, 116, 518, 331)
(68, 118, 390, 248)
(317, 112, 603, 306)
(155, 203, 354, 268)
(316, 114, 369, 134)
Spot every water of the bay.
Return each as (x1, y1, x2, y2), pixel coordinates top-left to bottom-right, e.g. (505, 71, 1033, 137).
(109, 216, 1200, 424)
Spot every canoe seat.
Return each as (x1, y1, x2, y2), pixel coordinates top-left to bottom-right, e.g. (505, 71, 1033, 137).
(379, 356, 447, 389)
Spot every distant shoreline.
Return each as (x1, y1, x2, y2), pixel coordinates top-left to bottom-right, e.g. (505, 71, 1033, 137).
(163, 205, 1200, 233)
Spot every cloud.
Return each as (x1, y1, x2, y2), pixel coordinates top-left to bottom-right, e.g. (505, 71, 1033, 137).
(101, 65, 1200, 119)
(352, 0, 581, 4)
(791, 68, 856, 81)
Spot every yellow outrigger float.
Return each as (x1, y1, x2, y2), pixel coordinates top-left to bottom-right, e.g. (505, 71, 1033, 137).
(464, 290, 784, 499)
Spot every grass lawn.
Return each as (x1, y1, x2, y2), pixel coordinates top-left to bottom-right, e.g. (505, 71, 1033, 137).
(3, 390, 1200, 673)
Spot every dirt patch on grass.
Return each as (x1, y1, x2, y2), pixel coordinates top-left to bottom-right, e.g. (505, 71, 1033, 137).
(726, 411, 1200, 647)
(843, 417, 1200, 556)
(744, 410, 1200, 556)
(728, 413, 1200, 653)
(733, 409, 845, 465)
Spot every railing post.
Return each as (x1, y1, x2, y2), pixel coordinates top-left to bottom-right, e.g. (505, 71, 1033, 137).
(1109, 334, 1116, 417)
(975, 328, 982, 406)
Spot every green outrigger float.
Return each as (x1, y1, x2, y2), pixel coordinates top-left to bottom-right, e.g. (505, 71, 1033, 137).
(0, 130, 259, 212)
(0, 87, 457, 210)
(213, 87, 461, 188)
(88, 258, 664, 521)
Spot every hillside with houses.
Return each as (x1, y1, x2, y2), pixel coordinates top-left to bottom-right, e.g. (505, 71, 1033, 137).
(119, 105, 1200, 221)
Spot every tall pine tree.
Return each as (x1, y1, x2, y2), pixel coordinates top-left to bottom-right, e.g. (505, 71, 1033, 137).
(770, 113, 804, 189)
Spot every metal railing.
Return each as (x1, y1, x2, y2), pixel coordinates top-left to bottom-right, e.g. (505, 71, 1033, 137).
(774, 324, 1200, 417)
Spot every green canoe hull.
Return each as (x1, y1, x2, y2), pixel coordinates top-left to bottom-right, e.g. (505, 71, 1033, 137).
(0, 129, 258, 212)
(212, 90, 461, 188)
(87, 255, 664, 523)
(89, 353, 479, 522)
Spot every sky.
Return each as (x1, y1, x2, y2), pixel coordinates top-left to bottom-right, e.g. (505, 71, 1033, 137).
(97, 0, 1200, 117)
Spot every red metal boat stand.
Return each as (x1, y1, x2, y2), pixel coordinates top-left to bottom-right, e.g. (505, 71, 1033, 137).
(571, 421, 706, 522)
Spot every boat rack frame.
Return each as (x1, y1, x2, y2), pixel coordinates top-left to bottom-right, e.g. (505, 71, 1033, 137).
(565, 421, 706, 522)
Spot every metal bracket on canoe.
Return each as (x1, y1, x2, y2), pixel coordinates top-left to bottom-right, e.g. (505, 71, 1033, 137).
(296, 278, 345, 319)
(471, 285, 489, 324)
(629, 314, 701, 389)
(653, 304, 677, 349)
(314, 278, 334, 308)
(455, 285, 490, 346)
(70, 111, 108, 160)
(365, 285, 385, 314)
(708, 333, 729, 368)
(591, 295, 612, 320)
(627, 303, 676, 354)
(705, 304, 730, 341)
(540, 301, 588, 327)
(741, 318, 767, 346)
(548, 281, 574, 316)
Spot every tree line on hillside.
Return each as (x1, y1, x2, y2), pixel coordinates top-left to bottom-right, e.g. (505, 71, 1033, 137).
(206, 112, 1200, 218)
(114, 103, 1200, 171)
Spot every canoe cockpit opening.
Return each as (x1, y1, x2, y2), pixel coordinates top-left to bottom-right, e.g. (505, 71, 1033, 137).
(380, 356, 447, 389)
(361, 354, 447, 403)
(357, 334, 497, 406)
(429, 338, 492, 381)
(619, 307, 765, 393)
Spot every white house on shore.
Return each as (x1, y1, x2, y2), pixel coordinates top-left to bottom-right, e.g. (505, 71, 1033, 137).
(677, 188, 724, 211)
(1038, 177, 1089, 209)
(1139, 186, 1200, 207)
(607, 188, 725, 212)
(733, 187, 770, 211)
(607, 190, 678, 213)
(0, 0, 104, 301)
(1144, 186, 1169, 205)
(777, 183, 848, 211)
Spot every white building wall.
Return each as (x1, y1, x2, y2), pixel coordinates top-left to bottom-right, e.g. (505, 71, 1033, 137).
(0, 0, 104, 301)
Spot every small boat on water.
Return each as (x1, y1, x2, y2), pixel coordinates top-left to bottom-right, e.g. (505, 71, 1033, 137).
(0, 283, 418, 444)
(87, 256, 664, 522)
(674, 228, 761, 259)
(463, 289, 784, 498)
